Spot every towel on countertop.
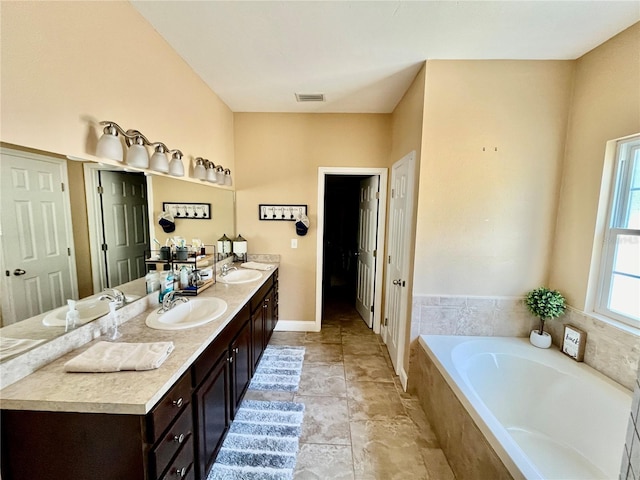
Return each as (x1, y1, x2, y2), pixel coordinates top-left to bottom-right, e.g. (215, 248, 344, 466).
(240, 261, 274, 271)
(64, 341, 175, 373)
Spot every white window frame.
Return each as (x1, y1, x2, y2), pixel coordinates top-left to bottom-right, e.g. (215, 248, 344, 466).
(595, 134, 640, 327)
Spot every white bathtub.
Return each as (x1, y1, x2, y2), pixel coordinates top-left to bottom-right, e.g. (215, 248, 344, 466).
(419, 335, 632, 480)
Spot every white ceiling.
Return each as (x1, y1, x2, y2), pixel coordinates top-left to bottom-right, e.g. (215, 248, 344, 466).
(131, 1, 639, 114)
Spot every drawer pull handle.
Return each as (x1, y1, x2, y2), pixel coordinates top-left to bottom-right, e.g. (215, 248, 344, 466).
(234, 347, 239, 354)
(172, 397, 183, 408)
(174, 466, 187, 477)
(173, 433, 185, 444)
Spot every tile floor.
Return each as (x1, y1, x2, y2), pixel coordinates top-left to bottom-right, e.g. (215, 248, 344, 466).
(244, 297, 457, 479)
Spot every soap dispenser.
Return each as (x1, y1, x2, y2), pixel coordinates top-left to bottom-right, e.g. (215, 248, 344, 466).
(105, 301, 121, 341)
(65, 299, 79, 332)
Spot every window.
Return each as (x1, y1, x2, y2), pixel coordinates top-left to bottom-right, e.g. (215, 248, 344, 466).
(597, 135, 640, 326)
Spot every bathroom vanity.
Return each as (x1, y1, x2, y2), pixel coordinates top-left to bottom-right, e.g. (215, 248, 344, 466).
(0, 266, 278, 480)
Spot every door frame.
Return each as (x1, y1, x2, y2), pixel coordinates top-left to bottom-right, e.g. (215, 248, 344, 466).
(316, 167, 388, 333)
(84, 164, 154, 293)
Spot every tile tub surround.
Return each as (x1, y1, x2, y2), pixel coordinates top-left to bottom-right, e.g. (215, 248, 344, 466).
(0, 265, 278, 415)
(412, 342, 515, 480)
(544, 307, 640, 391)
(409, 294, 640, 390)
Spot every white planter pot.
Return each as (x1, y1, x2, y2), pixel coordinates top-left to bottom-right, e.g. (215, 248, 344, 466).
(529, 330, 552, 349)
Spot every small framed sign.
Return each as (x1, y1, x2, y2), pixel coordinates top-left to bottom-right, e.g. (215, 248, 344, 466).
(562, 324, 586, 362)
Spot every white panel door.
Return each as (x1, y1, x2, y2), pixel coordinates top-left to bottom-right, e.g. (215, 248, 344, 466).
(383, 152, 415, 374)
(355, 176, 379, 328)
(99, 171, 149, 289)
(0, 150, 75, 324)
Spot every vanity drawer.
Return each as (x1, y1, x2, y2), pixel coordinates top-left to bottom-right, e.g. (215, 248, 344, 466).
(150, 404, 194, 479)
(159, 434, 195, 480)
(250, 274, 274, 311)
(148, 372, 192, 443)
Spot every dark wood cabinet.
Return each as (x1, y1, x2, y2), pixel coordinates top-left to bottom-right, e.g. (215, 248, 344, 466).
(193, 350, 229, 479)
(1, 270, 278, 480)
(230, 314, 252, 418)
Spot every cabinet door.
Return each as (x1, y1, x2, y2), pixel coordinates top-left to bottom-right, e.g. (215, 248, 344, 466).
(230, 318, 252, 418)
(193, 351, 229, 479)
(264, 287, 277, 344)
(251, 307, 265, 372)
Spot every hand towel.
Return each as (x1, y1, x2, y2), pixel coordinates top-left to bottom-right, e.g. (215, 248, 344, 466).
(240, 261, 274, 271)
(64, 341, 175, 373)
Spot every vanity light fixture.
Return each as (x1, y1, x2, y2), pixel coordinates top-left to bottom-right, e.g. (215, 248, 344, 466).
(126, 134, 150, 168)
(96, 123, 124, 162)
(223, 168, 232, 186)
(168, 150, 185, 177)
(193, 157, 207, 180)
(95, 120, 231, 182)
(206, 161, 219, 183)
(149, 143, 170, 173)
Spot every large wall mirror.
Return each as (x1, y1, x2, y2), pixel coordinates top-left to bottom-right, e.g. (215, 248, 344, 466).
(0, 143, 235, 363)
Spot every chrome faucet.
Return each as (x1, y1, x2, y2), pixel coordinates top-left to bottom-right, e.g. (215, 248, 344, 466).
(99, 288, 126, 308)
(220, 264, 238, 277)
(160, 291, 189, 313)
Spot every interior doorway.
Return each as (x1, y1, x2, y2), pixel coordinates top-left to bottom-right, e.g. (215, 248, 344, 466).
(84, 165, 151, 293)
(316, 167, 387, 332)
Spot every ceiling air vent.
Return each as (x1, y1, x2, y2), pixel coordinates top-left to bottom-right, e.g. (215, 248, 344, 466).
(295, 93, 325, 103)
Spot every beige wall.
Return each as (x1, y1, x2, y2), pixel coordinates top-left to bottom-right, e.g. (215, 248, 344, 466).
(234, 114, 391, 322)
(151, 176, 236, 248)
(413, 60, 574, 297)
(550, 23, 640, 310)
(1, 1, 234, 172)
(67, 161, 93, 299)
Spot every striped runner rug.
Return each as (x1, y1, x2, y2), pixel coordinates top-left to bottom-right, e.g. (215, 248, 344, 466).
(248, 345, 305, 392)
(207, 400, 305, 480)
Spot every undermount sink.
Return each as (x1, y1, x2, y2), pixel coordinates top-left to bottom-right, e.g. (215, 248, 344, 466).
(42, 295, 140, 327)
(145, 297, 228, 330)
(216, 269, 262, 284)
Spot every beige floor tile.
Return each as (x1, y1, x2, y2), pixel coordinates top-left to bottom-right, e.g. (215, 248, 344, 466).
(342, 341, 383, 356)
(243, 389, 295, 402)
(305, 326, 342, 344)
(304, 342, 343, 363)
(298, 363, 347, 397)
(347, 381, 408, 421)
(294, 395, 351, 445)
(341, 331, 380, 345)
(344, 354, 395, 383)
(351, 418, 431, 480)
(401, 398, 440, 448)
(294, 444, 355, 480)
(269, 331, 307, 346)
(422, 447, 456, 480)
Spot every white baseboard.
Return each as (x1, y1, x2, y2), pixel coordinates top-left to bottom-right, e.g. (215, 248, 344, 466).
(274, 320, 320, 332)
(399, 368, 408, 391)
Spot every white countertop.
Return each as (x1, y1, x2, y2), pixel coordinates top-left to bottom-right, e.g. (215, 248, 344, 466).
(0, 266, 277, 416)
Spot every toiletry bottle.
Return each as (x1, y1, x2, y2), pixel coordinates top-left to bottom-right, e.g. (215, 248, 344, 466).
(159, 264, 174, 302)
(179, 265, 190, 290)
(65, 299, 79, 332)
(105, 301, 121, 341)
(145, 264, 160, 294)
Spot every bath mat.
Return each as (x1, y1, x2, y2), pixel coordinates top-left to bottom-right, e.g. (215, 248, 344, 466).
(249, 346, 305, 392)
(207, 400, 305, 480)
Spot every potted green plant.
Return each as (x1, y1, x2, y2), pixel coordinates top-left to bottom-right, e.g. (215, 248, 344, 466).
(525, 287, 566, 348)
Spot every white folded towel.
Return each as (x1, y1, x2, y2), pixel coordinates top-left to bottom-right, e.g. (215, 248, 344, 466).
(64, 341, 175, 373)
(240, 261, 274, 271)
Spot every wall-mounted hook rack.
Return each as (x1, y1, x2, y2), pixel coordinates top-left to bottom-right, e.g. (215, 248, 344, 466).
(259, 204, 307, 221)
(163, 202, 211, 220)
